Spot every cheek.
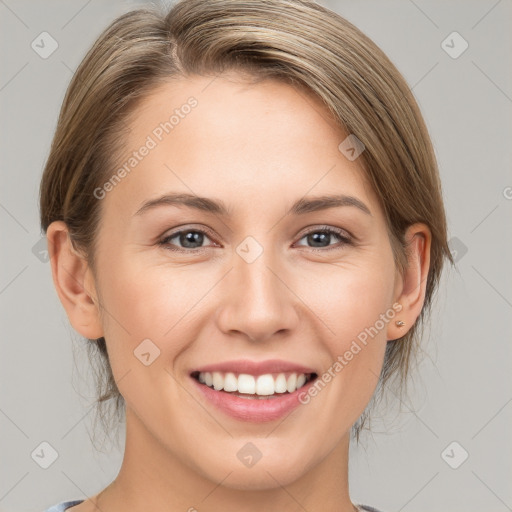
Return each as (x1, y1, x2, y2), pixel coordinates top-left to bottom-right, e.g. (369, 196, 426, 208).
(93, 259, 196, 423)
(98, 253, 204, 338)
(93, 252, 232, 397)
(297, 255, 395, 346)
(295, 256, 394, 412)
(91, 255, 193, 380)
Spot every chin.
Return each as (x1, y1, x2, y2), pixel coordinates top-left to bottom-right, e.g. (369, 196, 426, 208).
(198, 452, 311, 491)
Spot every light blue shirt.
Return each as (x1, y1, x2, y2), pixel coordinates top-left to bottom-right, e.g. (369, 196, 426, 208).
(43, 500, 83, 511)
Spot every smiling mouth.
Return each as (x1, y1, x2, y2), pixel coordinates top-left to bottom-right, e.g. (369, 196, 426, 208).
(190, 371, 318, 399)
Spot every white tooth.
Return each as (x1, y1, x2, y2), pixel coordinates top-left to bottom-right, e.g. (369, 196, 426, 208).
(199, 370, 308, 394)
(274, 373, 287, 393)
(212, 371, 224, 390)
(238, 374, 256, 394)
(223, 372, 238, 392)
(256, 374, 275, 395)
(286, 373, 297, 393)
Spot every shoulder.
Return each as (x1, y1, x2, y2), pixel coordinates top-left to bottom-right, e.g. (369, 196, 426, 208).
(357, 505, 386, 512)
(42, 499, 84, 512)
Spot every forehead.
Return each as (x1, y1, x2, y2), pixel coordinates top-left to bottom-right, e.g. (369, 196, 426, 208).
(104, 73, 379, 220)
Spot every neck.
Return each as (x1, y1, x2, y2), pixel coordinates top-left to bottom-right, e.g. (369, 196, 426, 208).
(93, 407, 357, 512)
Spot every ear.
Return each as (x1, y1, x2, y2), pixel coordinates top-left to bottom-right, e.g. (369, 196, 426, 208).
(46, 221, 104, 339)
(387, 222, 431, 341)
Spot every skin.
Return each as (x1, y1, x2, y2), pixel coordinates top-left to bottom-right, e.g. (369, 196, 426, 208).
(47, 73, 431, 512)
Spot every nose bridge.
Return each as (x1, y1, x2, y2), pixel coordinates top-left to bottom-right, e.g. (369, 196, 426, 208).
(216, 237, 299, 341)
(239, 247, 281, 306)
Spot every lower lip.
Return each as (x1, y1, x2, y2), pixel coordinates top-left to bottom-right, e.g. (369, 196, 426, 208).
(190, 376, 316, 422)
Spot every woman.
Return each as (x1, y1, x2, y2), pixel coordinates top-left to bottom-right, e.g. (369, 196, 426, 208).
(39, 0, 453, 510)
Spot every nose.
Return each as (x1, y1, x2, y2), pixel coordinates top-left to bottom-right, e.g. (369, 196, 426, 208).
(215, 246, 300, 343)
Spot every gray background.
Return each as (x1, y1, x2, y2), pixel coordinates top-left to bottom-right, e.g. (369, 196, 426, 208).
(1, 1, 511, 511)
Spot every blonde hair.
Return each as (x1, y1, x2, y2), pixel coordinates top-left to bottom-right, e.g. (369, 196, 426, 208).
(39, 0, 453, 448)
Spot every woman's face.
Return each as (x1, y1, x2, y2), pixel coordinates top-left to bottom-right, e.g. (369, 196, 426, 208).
(84, 73, 404, 488)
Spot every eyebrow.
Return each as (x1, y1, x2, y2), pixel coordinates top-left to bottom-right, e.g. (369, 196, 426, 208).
(134, 192, 372, 217)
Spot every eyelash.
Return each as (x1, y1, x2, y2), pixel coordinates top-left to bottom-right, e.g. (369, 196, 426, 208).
(158, 225, 353, 254)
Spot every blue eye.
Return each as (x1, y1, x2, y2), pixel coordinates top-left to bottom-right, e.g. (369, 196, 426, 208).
(295, 227, 352, 251)
(159, 229, 214, 252)
(159, 226, 352, 253)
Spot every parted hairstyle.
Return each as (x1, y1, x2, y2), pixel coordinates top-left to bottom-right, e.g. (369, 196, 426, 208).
(39, 0, 453, 449)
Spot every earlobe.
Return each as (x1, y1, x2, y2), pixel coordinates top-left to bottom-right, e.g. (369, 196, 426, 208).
(387, 223, 431, 341)
(46, 221, 104, 339)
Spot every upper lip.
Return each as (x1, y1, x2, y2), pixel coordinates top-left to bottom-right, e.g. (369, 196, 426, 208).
(191, 359, 318, 377)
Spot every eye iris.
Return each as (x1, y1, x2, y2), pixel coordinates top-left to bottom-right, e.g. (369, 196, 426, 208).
(309, 231, 331, 247)
(181, 231, 204, 248)
(168, 229, 341, 251)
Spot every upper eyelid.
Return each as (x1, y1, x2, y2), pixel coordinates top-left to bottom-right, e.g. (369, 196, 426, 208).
(163, 225, 218, 243)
